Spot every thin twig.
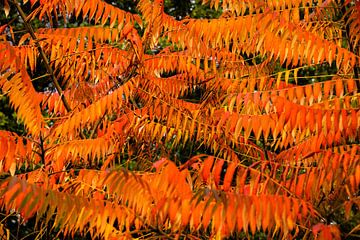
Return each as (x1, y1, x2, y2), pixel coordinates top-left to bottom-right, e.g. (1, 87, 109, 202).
(89, 112, 107, 139)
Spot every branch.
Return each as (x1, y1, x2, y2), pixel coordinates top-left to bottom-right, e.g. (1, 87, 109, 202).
(11, 0, 86, 139)
(11, 1, 70, 112)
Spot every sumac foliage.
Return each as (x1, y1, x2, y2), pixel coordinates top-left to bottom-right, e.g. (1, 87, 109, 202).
(0, 0, 359, 239)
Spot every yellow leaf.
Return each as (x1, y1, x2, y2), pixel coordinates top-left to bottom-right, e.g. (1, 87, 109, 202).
(277, 71, 282, 87)
(9, 162, 16, 176)
(3, 0, 10, 17)
(284, 70, 290, 85)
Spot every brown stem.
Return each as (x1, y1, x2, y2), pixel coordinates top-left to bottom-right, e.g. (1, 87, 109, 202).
(11, 0, 86, 139)
(11, 1, 71, 112)
(39, 133, 46, 165)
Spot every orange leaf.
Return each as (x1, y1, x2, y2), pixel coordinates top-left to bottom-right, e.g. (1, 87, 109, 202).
(306, 171, 316, 200)
(201, 156, 214, 184)
(252, 116, 262, 141)
(316, 110, 323, 133)
(262, 196, 271, 230)
(191, 201, 203, 230)
(212, 204, 223, 233)
(335, 79, 344, 97)
(251, 173, 260, 195)
(295, 174, 305, 197)
(249, 201, 256, 234)
(308, 110, 315, 132)
(350, 110, 357, 132)
(305, 85, 313, 103)
(313, 83, 322, 101)
(323, 81, 333, 99)
(202, 202, 214, 229)
(222, 162, 237, 191)
(181, 199, 191, 226)
(213, 159, 225, 187)
(225, 195, 236, 233)
(347, 79, 356, 93)
(238, 169, 248, 194)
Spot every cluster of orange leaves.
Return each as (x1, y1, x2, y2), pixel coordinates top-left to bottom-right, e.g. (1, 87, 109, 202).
(0, 0, 359, 239)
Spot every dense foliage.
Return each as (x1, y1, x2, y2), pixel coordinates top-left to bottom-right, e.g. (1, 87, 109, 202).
(0, 0, 359, 239)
